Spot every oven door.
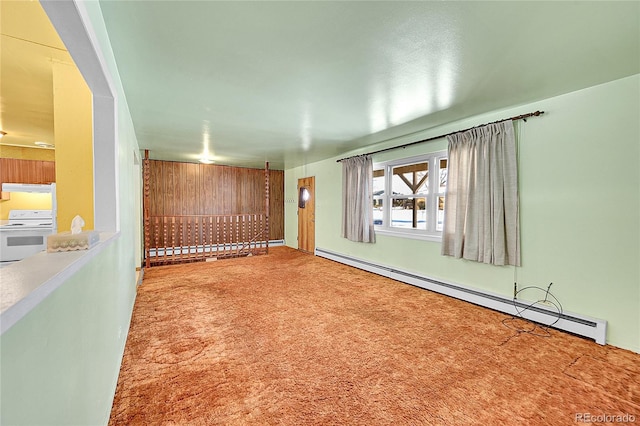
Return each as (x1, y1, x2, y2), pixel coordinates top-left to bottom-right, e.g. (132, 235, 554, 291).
(0, 228, 53, 262)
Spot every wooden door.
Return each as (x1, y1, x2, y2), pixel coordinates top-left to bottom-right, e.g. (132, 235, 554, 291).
(297, 176, 315, 253)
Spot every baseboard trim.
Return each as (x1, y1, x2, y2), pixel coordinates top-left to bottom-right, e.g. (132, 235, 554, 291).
(315, 247, 607, 345)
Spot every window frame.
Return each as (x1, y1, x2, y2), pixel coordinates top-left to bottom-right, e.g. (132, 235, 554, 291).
(373, 151, 447, 242)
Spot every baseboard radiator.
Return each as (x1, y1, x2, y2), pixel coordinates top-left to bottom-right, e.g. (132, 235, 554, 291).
(315, 248, 607, 345)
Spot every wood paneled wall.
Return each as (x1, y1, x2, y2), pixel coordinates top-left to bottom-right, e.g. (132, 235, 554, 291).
(148, 160, 284, 240)
(0, 158, 56, 185)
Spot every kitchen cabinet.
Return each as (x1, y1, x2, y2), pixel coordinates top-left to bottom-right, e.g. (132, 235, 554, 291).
(0, 158, 56, 199)
(1, 158, 56, 185)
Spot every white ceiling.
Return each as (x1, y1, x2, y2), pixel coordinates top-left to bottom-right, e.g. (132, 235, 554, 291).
(4, 2, 639, 169)
(98, 1, 639, 170)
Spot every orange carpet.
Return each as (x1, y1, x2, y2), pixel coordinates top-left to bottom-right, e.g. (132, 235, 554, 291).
(109, 247, 639, 425)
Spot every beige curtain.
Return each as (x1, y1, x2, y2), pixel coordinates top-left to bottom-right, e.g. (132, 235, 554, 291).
(341, 155, 376, 243)
(441, 121, 520, 266)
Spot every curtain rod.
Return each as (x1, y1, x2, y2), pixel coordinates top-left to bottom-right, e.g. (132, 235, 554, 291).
(336, 110, 544, 163)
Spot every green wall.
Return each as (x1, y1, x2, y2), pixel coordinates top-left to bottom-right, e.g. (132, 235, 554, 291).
(0, 243, 136, 425)
(285, 74, 640, 353)
(0, 2, 141, 425)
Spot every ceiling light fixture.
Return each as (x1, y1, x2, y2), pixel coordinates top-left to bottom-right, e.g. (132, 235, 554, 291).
(199, 157, 214, 164)
(35, 141, 55, 148)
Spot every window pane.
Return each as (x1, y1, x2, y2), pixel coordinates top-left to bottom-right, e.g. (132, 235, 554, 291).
(391, 197, 426, 229)
(373, 168, 385, 197)
(392, 162, 428, 195)
(298, 187, 310, 209)
(373, 198, 384, 226)
(437, 196, 445, 231)
(439, 158, 448, 193)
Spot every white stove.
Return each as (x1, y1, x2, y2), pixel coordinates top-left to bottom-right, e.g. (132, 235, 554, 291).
(1, 210, 56, 262)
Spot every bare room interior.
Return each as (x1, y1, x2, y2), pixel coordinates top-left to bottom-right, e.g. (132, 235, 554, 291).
(0, 1, 638, 425)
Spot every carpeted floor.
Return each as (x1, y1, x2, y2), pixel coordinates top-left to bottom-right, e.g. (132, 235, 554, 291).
(109, 247, 639, 425)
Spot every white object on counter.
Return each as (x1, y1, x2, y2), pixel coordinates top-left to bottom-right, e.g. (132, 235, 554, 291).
(47, 231, 100, 252)
(71, 215, 85, 235)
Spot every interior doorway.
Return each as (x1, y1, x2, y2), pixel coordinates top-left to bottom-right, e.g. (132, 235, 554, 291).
(297, 176, 315, 254)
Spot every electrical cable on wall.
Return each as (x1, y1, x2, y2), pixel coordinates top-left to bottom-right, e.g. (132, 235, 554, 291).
(502, 283, 563, 338)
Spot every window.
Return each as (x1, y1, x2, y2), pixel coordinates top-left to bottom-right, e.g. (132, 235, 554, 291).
(373, 151, 447, 241)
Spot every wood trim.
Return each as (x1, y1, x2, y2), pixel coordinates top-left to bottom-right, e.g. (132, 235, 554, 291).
(143, 150, 151, 268)
(265, 161, 270, 255)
